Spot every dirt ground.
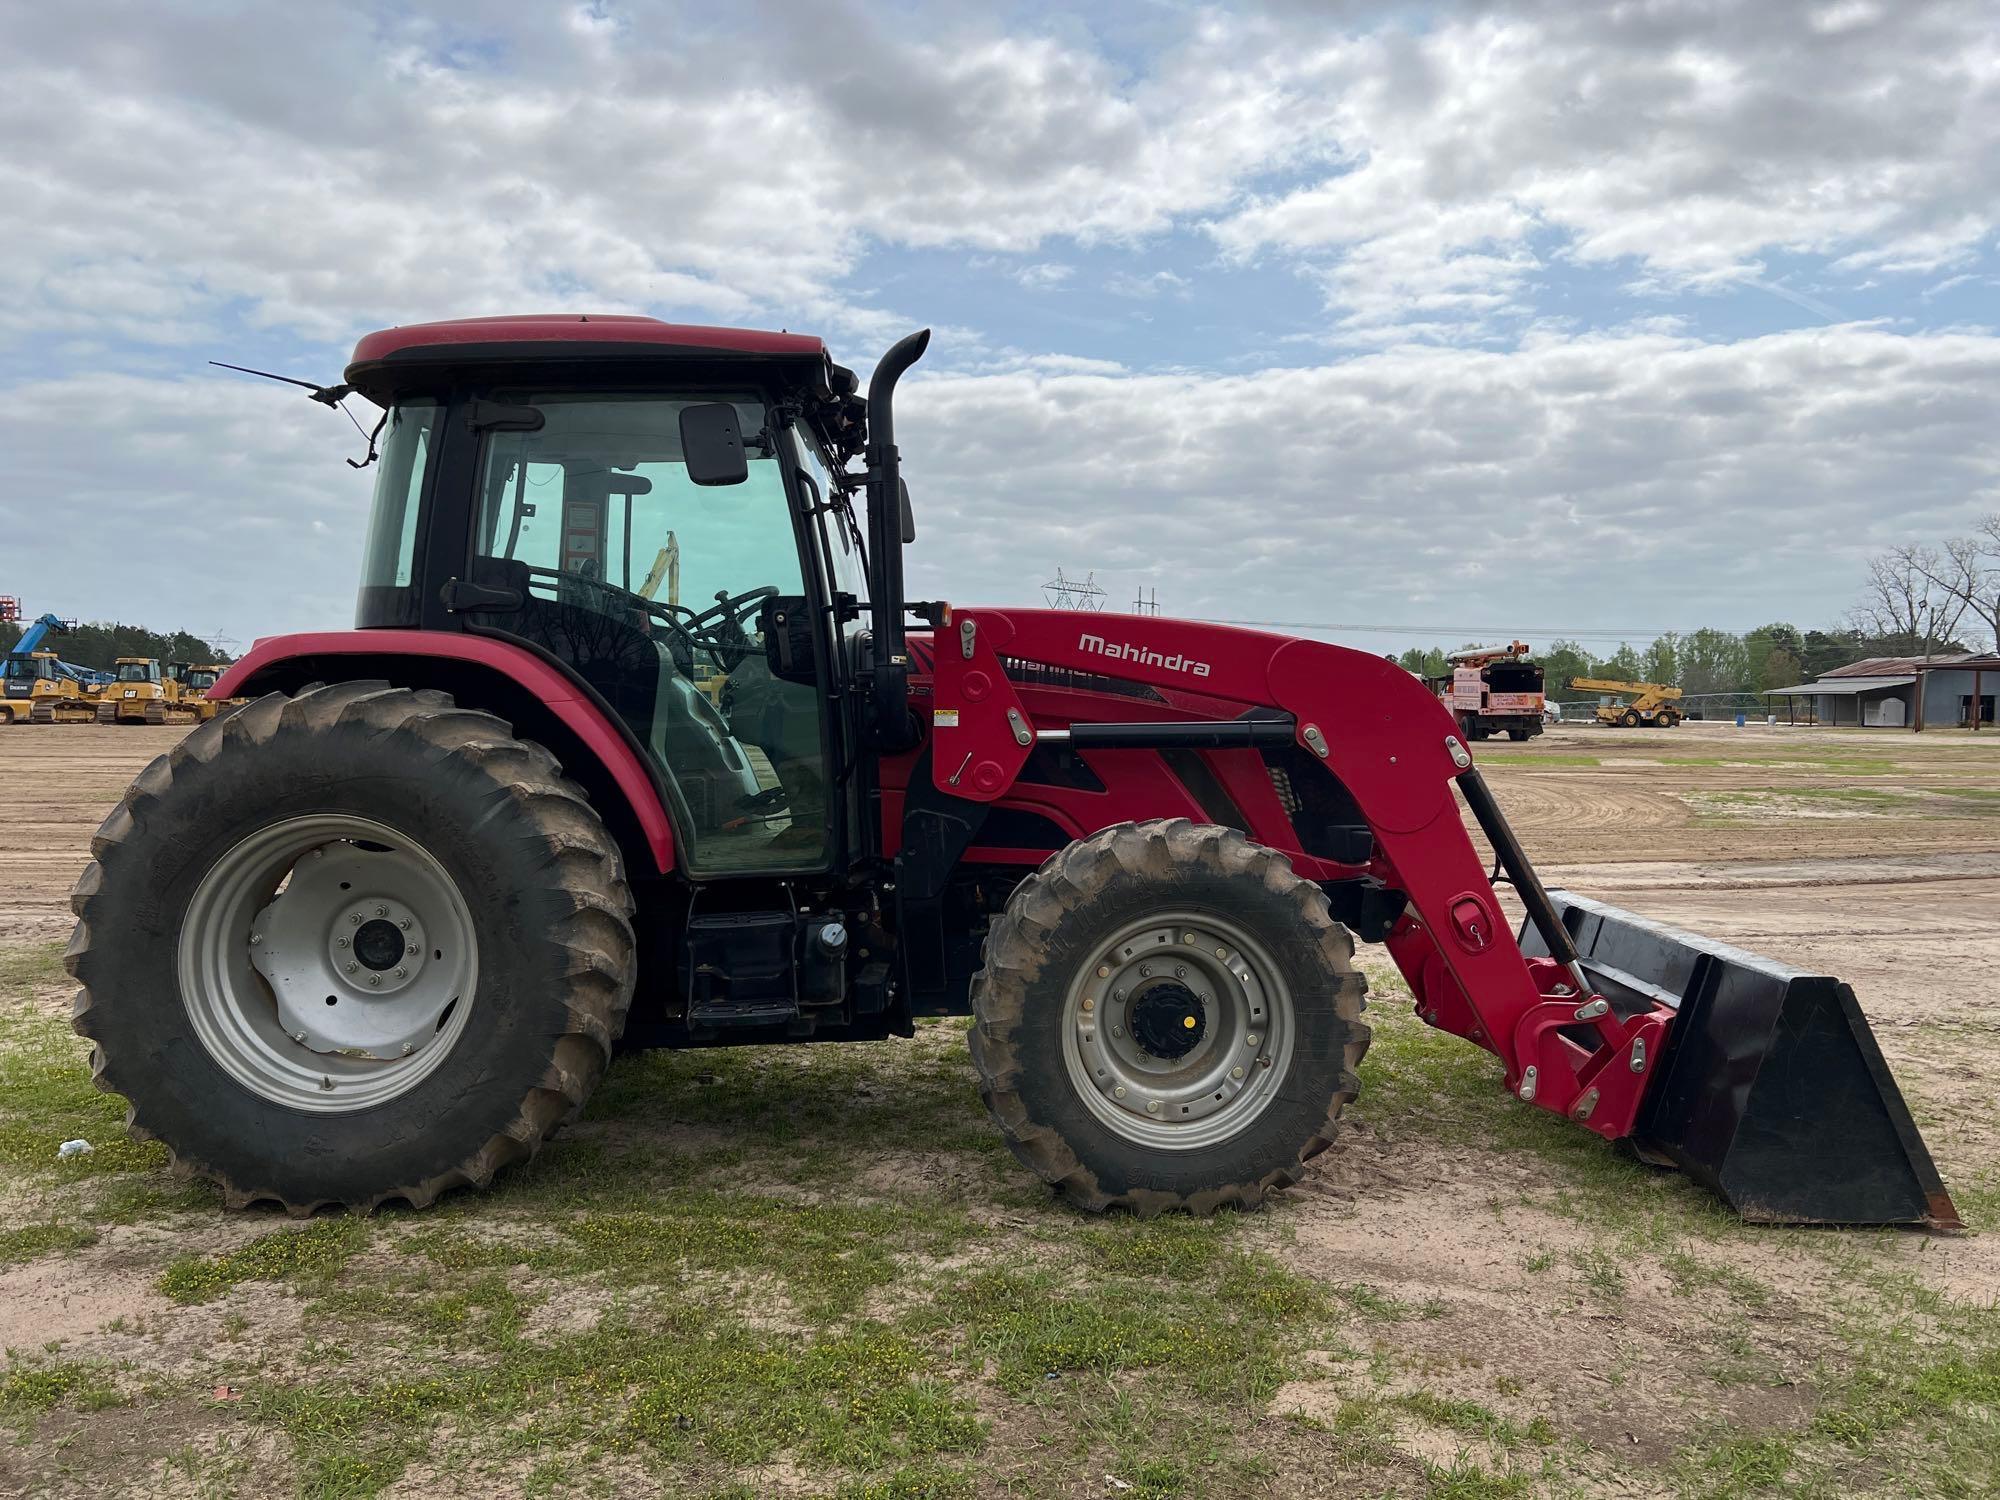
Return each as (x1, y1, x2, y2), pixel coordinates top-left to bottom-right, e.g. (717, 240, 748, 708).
(1, 719, 1996, 1499)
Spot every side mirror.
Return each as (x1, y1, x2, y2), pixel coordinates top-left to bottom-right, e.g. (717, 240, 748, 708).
(680, 403, 749, 487)
(899, 479, 916, 544)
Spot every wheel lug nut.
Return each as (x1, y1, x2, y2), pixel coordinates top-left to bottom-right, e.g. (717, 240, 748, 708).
(394, 968, 406, 979)
(1215, 947, 1227, 958)
(1174, 965, 1186, 978)
(400, 919, 412, 931)
(1139, 964, 1152, 977)
(406, 943, 419, 955)
(1246, 1033, 1259, 1047)
(367, 975, 381, 987)
(1081, 997, 1094, 1012)
(1112, 989, 1125, 1002)
(1183, 932, 1196, 944)
(1146, 1100, 1161, 1114)
(1114, 1086, 1127, 1099)
(336, 937, 349, 949)
(344, 961, 357, 974)
(249, 932, 262, 946)
(400, 1043, 415, 1057)
(1230, 1066, 1245, 1080)
(349, 914, 360, 926)
(375, 905, 388, 918)
(1097, 965, 1110, 978)
(1111, 1025, 1125, 1038)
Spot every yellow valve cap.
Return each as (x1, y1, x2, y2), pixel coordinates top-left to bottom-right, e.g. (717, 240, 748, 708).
(1183, 1015, 1196, 1029)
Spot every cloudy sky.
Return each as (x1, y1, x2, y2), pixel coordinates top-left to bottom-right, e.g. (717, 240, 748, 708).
(3, 0, 1996, 655)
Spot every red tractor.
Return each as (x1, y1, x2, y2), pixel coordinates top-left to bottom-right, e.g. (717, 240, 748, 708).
(70, 316, 1956, 1226)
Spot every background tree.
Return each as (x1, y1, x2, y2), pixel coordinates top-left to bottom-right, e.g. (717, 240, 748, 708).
(1679, 627, 1749, 696)
(1642, 632, 1681, 687)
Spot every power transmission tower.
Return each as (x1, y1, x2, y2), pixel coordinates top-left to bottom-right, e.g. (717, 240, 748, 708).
(1043, 567, 1107, 611)
(1131, 587, 1159, 616)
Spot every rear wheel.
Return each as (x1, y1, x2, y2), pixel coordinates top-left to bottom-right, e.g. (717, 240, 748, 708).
(1655, 710, 1680, 729)
(69, 683, 637, 1212)
(969, 819, 1369, 1214)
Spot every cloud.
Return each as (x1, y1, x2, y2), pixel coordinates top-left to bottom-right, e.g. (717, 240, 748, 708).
(1104, 270, 1191, 300)
(899, 326, 2000, 639)
(2, 1, 1997, 648)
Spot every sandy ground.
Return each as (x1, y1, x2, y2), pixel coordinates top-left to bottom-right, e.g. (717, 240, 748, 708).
(2, 717, 1997, 1496)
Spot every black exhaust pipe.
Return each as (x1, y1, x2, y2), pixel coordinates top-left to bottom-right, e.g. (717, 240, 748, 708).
(864, 329, 930, 750)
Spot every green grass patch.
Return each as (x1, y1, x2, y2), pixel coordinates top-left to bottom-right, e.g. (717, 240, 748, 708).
(1476, 754, 1601, 768)
(0, 1219, 98, 1265)
(0, 1358, 126, 1412)
(157, 1217, 371, 1304)
(0, 986, 167, 1178)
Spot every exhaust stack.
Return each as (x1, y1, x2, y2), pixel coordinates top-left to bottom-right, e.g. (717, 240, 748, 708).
(863, 329, 930, 749)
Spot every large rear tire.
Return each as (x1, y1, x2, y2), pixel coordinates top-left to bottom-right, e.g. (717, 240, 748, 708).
(68, 683, 637, 1213)
(968, 819, 1369, 1215)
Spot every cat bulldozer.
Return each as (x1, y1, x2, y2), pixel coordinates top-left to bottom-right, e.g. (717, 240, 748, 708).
(69, 316, 1957, 1228)
(97, 657, 173, 724)
(164, 662, 245, 724)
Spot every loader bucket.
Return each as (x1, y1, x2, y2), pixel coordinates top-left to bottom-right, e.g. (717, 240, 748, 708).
(1521, 892, 1960, 1228)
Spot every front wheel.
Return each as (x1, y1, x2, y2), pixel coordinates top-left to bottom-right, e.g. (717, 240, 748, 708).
(969, 820, 1369, 1214)
(69, 683, 637, 1212)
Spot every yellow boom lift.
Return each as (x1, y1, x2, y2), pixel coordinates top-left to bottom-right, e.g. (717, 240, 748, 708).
(1567, 676, 1684, 728)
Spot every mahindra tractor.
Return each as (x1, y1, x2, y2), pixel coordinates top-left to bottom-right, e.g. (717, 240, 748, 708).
(69, 316, 1956, 1225)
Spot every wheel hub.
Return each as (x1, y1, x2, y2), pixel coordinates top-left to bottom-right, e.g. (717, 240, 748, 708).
(1130, 981, 1206, 1059)
(1062, 914, 1293, 1150)
(248, 840, 456, 1061)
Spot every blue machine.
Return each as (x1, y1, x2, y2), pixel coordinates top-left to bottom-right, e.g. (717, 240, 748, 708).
(3, 612, 113, 697)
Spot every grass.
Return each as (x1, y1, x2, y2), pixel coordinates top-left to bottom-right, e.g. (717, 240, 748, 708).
(2, 934, 1996, 1497)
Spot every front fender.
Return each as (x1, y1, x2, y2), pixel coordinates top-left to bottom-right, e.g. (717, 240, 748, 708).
(212, 630, 676, 873)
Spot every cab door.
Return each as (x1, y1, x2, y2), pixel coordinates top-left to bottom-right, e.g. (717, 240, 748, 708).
(463, 391, 835, 875)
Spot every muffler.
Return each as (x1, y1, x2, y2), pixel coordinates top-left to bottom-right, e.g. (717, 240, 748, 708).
(1521, 892, 1960, 1228)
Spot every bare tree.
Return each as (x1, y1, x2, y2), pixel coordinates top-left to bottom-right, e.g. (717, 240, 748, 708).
(1922, 515, 2000, 653)
(1852, 545, 1969, 651)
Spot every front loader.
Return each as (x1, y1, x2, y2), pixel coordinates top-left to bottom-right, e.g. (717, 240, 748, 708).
(68, 315, 1957, 1226)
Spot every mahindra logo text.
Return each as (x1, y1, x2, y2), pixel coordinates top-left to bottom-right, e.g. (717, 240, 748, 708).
(1077, 632, 1212, 678)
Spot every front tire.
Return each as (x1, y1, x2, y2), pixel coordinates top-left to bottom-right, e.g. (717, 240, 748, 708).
(968, 820, 1369, 1215)
(68, 683, 637, 1212)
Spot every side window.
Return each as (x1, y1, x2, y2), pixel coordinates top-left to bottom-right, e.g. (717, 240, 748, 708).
(358, 401, 439, 591)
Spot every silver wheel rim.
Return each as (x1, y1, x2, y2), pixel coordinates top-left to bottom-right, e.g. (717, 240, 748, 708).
(178, 814, 478, 1114)
(1059, 910, 1296, 1151)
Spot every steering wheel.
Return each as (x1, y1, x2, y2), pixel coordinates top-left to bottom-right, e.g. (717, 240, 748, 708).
(681, 586, 780, 670)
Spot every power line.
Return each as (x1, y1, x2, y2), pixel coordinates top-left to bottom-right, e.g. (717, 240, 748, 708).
(1189, 616, 1687, 643)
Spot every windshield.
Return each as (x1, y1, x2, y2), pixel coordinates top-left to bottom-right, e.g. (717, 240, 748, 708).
(3, 656, 47, 681)
(188, 670, 217, 690)
(116, 662, 157, 683)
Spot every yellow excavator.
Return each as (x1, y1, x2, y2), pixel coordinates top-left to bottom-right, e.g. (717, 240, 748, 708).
(1566, 676, 1684, 728)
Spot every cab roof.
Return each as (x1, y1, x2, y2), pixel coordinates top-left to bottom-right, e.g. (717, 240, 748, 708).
(345, 316, 830, 398)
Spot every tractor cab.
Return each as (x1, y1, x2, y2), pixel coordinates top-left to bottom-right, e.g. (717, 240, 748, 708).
(114, 658, 163, 686)
(348, 317, 887, 878)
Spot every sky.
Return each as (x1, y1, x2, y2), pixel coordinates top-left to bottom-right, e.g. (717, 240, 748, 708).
(2, 0, 1996, 657)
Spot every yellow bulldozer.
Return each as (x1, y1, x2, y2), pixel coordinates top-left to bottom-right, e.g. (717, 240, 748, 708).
(3, 652, 103, 724)
(97, 658, 174, 724)
(1566, 676, 1684, 728)
(164, 662, 244, 723)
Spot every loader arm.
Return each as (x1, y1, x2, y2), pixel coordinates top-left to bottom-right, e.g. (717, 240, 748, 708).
(927, 606, 1959, 1226)
(928, 607, 1668, 1140)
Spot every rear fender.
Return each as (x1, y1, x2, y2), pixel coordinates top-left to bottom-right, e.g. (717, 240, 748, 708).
(210, 631, 676, 874)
